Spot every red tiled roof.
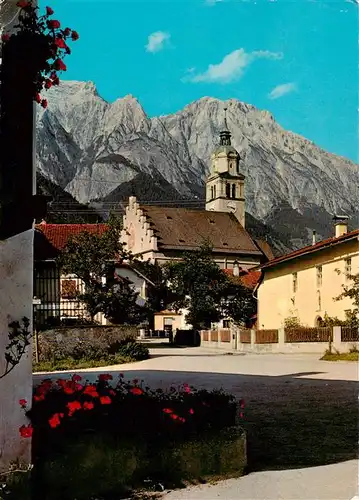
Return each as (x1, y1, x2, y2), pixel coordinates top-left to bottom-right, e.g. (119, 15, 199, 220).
(224, 268, 262, 290)
(35, 223, 108, 252)
(261, 228, 359, 270)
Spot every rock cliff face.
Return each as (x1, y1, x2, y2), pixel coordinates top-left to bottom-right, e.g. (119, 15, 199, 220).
(36, 80, 358, 248)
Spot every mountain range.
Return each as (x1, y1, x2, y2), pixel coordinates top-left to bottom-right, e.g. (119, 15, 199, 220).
(36, 80, 358, 254)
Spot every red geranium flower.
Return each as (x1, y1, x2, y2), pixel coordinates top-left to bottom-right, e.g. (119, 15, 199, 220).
(83, 401, 94, 411)
(48, 413, 63, 428)
(189, 408, 194, 415)
(54, 37, 66, 49)
(239, 412, 244, 419)
(45, 80, 52, 89)
(19, 425, 33, 438)
(41, 99, 48, 109)
(47, 20, 61, 29)
(19, 399, 27, 408)
(133, 379, 139, 385)
(16, 1, 30, 8)
(52, 76, 60, 86)
(71, 30, 79, 41)
(162, 408, 173, 414)
(54, 59, 66, 71)
(46, 6, 54, 16)
(179, 417, 186, 423)
(130, 387, 143, 396)
(34, 394, 45, 402)
(240, 399, 245, 409)
(169, 414, 178, 420)
(99, 374, 113, 382)
(1, 34, 10, 42)
(64, 28, 71, 37)
(100, 396, 112, 405)
(109, 390, 116, 396)
(83, 385, 99, 398)
(67, 400, 82, 416)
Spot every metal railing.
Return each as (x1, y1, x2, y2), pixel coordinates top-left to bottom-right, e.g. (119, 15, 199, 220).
(284, 327, 331, 343)
(341, 326, 359, 343)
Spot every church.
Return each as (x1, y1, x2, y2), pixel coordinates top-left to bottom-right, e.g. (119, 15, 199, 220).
(121, 110, 273, 272)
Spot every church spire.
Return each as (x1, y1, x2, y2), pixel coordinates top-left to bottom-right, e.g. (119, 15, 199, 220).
(219, 107, 232, 146)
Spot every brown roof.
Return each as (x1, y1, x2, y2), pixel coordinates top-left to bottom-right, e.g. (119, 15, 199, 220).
(140, 206, 262, 256)
(261, 228, 359, 270)
(223, 268, 262, 289)
(254, 239, 275, 261)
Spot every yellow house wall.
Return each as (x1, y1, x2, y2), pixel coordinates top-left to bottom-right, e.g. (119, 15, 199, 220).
(154, 313, 183, 331)
(258, 238, 359, 329)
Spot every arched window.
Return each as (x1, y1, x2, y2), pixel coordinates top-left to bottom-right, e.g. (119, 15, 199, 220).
(226, 183, 230, 198)
(231, 184, 236, 198)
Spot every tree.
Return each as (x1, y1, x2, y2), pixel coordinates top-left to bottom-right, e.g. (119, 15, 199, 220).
(334, 271, 359, 326)
(58, 215, 146, 324)
(165, 242, 255, 329)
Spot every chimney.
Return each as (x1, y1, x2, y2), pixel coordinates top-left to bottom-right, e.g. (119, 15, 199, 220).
(312, 230, 316, 245)
(333, 215, 349, 238)
(233, 261, 240, 276)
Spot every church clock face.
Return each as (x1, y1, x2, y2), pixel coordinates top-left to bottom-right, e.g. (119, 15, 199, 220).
(128, 223, 135, 250)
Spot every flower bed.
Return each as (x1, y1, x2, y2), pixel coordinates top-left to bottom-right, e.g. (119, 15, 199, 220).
(20, 376, 246, 499)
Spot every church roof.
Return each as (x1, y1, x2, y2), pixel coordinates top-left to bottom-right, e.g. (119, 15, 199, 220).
(140, 205, 262, 256)
(212, 144, 239, 156)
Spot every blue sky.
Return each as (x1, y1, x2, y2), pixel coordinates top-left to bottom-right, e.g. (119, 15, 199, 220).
(42, 0, 358, 161)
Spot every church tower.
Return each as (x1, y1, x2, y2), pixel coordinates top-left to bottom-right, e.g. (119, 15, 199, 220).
(205, 108, 245, 227)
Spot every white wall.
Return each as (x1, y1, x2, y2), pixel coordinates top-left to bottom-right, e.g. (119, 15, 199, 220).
(0, 230, 33, 471)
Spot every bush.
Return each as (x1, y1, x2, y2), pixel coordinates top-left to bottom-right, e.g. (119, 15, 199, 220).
(113, 341, 149, 361)
(20, 376, 245, 499)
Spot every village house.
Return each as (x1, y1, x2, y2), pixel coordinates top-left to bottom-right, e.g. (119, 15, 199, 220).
(34, 223, 154, 328)
(257, 217, 359, 329)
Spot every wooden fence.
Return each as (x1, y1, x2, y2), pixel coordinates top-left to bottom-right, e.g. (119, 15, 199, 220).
(255, 329, 278, 344)
(341, 327, 359, 342)
(284, 327, 331, 343)
(239, 329, 251, 343)
(219, 328, 231, 342)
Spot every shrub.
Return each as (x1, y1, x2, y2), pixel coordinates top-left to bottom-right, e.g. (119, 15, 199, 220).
(113, 341, 149, 361)
(19, 376, 245, 499)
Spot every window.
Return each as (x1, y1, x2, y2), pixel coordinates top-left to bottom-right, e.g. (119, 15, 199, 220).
(210, 186, 214, 200)
(345, 258, 352, 280)
(292, 272, 298, 293)
(317, 290, 321, 311)
(213, 185, 216, 198)
(231, 184, 236, 198)
(226, 183, 231, 198)
(316, 266, 322, 288)
(223, 320, 230, 328)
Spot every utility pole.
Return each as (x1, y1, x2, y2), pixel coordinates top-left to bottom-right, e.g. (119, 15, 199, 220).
(0, 0, 47, 473)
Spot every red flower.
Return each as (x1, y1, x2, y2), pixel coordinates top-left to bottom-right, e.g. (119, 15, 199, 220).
(46, 6, 54, 16)
(16, 1, 30, 8)
(48, 413, 63, 428)
(54, 59, 66, 71)
(130, 387, 143, 396)
(54, 37, 66, 49)
(47, 20, 61, 29)
(189, 408, 194, 415)
(19, 399, 27, 408)
(169, 414, 178, 420)
(179, 417, 186, 423)
(57, 379, 66, 388)
(52, 76, 60, 86)
(19, 425, 33, 438)
(41, 99, 48, 109)
(67, 400, 81, 416)
(71, 31, 79, 41)
(83, 401, 94, 411)
(100, 396, 112, 405)
(133, 379, 139, 385)
(44, 80, 52, 89)
(64, 28, 71, 37)
(109, 390, 116, 396)
(99, 374, 113, 382)
(119, 373, 124, 378)
(63, 386, 74, 395)
(239, 412, 244, 419)
(183, 386, 191, 393)
(34, 394, 45, 402)
(1, 34, 10, 42)
(83, 385, 99, 398)
(163, 408, 173, 414)
(240, 399, 245, 409)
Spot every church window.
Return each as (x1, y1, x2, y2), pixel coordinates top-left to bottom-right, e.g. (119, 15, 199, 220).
(231, 184, 236, 198)
(226, 183, 230, 198)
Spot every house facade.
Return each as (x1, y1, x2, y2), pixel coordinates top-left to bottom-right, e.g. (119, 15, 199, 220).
(34, 223, 152, 328)
(257, 219, 359, 329)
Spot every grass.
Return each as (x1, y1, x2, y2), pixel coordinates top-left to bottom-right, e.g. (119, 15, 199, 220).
(33, 354, 133, 372)
(320, 351, 359, 362)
